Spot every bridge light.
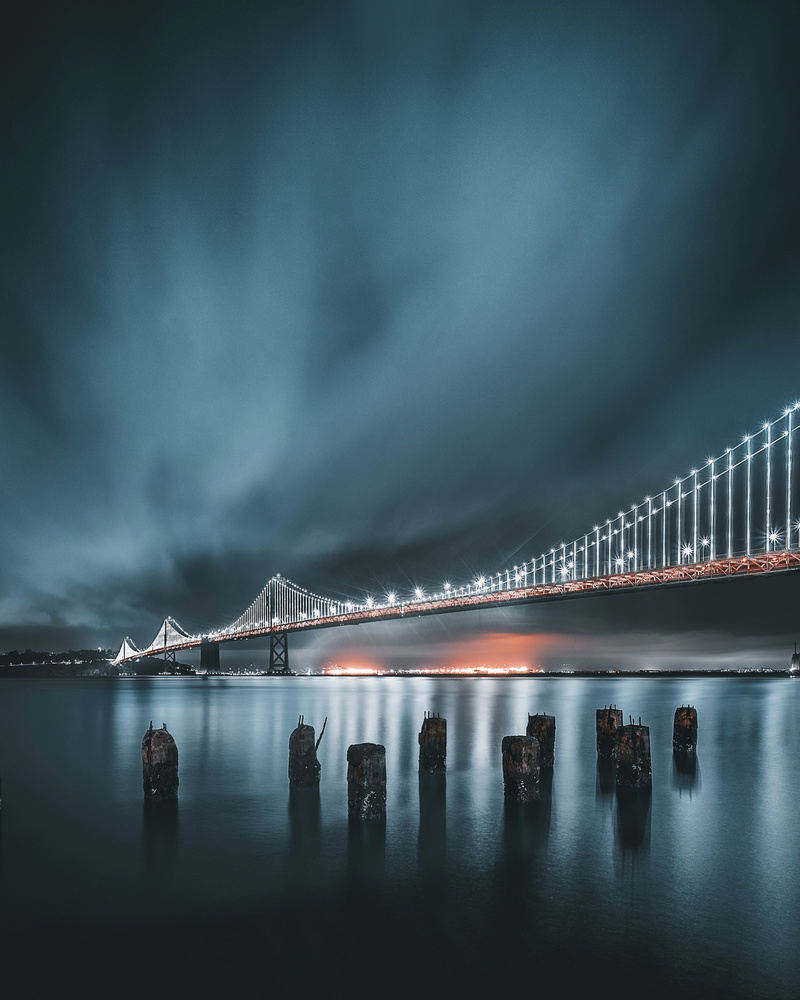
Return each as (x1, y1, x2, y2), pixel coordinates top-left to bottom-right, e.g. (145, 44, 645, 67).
(414, 587, 424, 600)
(683, 544, 693, 561)
(444, 581, 451, 591)
(366, 596, 374, 608)
(387, 592, 396, 605)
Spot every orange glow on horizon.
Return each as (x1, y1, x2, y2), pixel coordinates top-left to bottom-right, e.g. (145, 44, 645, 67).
(320, 631, 579, 673)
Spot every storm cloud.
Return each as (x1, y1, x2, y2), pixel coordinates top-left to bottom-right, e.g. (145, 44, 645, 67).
(1, 1, 799, 664)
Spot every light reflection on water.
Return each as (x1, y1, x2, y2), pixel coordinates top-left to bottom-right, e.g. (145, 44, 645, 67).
(1, 675, 799, 998)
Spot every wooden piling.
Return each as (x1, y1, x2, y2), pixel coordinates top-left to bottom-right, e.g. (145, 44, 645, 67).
(615, 720, 651, 789)
(288, 715, 326, 787)
(142, 722, 179, 800)
(347, 743, 386, 819)
(596, 706, 623, 757)
(418, 712, 447, 773)
(501, 735, 540, 801)
(673, 705, 698, 753)
(526, 713, 555, 768)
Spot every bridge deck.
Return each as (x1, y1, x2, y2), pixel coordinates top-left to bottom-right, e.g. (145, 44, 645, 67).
(118, 550, 800, 663)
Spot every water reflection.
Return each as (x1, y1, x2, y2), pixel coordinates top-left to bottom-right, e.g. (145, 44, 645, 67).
(672, 752, 701, 797)
(418, 772, 446, 883)
(499, 770, 553, 869)
(596, 757, 616, 801)
(490, 770, 553, 934)
(614, 787, 651, 853)
(346, 818, 386, 899)
(289, 786, 322, 852)
(141, 799, 179, 878)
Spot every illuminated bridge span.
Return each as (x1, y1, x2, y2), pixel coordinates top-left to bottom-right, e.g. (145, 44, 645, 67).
(114, 402, 800, 669)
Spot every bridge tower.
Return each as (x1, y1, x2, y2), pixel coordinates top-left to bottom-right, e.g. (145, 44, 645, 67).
(200, 638, 220, 673)
(269, 632, 291, 674)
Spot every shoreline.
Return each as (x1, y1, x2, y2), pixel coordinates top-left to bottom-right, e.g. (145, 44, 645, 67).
(0, 668, 792, 680)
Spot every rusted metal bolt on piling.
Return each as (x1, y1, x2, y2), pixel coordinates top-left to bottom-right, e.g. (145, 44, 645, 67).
(347, 743, 386, 819)
(418, 712, 447, 774)
(596, 705, 623, 757)
(501, 735, 540, 801)
(142, 721, 179, 800)
(673, 705, 698, 753)
(526, 712, 555, 768)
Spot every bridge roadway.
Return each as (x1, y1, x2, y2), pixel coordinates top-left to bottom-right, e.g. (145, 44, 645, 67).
(119, 549, 800, 664)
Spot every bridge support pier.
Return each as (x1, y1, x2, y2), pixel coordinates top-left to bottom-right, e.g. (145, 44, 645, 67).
(200, 638, 220, 674)
(269, 632, 291, 674)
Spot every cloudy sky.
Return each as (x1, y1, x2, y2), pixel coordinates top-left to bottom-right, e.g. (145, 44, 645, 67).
(2, 0, 799, 669)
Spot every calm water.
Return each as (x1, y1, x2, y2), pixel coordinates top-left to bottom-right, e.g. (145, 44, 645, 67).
(1, 676, 798, 998)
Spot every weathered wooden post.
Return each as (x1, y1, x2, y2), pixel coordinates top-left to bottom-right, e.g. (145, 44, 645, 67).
(501, 735, 540, 801)
(673, 705, 698, 752)
(142, 721, 179, 800)
(288, 715, 326, 787)
(347, 743, 386, 819)
(418, 712, 447, 773)
(526, 712, 555, 767)
(615, 718, 651, 788)
(596, 705, 623, 757)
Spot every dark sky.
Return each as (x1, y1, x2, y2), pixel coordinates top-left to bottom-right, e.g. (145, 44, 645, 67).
(2, 0, 799, 669)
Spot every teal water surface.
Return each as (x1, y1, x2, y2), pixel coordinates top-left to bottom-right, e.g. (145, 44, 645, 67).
(0, 675, 797, 998)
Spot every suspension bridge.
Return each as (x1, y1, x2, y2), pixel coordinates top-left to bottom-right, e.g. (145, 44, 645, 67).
(113, 402, 800, 672)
